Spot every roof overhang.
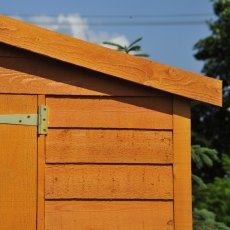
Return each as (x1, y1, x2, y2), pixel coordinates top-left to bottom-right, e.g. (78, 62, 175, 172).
(0, 15, 222, 106)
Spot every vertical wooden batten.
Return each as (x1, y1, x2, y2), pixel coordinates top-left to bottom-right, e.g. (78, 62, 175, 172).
(37, 95, 46, 230)
(173, 96, 192, 229)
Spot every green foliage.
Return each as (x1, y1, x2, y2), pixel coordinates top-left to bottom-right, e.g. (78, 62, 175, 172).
(103, 37, 149, 57)
(222, 153, 230, 176)
(192, 146, 230, 228)
(191, 140, 230, 226)
(194, 0, 230, 89)
(193, 208, 230, 230)
(192, 2, 230, 226)
(192, 0, 230, 169)
(192, 145, 219, 191)
(192, 145, 219, 170)
(192, 174, 207, 190)
(194, 178, 230, 227)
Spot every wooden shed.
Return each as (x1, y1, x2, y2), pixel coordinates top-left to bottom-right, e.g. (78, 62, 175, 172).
(0, 15, 222, 230)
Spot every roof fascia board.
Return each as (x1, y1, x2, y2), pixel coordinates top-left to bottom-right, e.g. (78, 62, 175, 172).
(0, 15, 222, 106)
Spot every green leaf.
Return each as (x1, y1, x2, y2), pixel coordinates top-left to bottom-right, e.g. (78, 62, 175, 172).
(103, 37, 149, 57)
(134, 53, 149, 57)
(201, 153, 213, 167)
(102, 41, 124, 50)
(129, 37, 143, 48)
(192, 145, 203, 169)
(192, 174, 207, 190)
(222, 153, 230, 176)
(128, 45, 141, 52)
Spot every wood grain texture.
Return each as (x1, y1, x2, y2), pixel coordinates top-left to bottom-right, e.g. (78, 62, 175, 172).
(173, 97, 192, 229)
(0, 52, 166, 96)
(0, 15, 222, 106)
(45, 201, 174, 230)
(0, 95, 37, 230)
(47, 97, 173, 129)
(37, 95, 45, 230)
(45, 165, 173, 199)
(46, 129, 173, 163)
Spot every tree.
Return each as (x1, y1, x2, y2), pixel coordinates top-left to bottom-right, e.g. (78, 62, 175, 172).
(192, 0, 230, 227)
(192, 0, 230, 180)
(192, 145, 230, 229)
(192, 148, 230, 226)
(195, 177, 230, 226)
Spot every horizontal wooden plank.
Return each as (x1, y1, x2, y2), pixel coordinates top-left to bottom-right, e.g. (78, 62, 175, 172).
(45, 201, 174, 230)
(0, 45, 167, 96)
(46, 129, 173, 163)
(45, 165, 173, 199)
(47, 97, 172, 129)
(0, 16, 222, 106)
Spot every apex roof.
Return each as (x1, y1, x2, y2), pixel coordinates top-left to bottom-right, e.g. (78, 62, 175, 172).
(0, 15, 222, 106)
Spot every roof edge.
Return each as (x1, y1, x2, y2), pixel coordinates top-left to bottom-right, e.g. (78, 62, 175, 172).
(0, 15, 222, 106)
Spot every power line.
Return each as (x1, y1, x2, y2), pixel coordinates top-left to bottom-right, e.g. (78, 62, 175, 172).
(3, 13, 211, 27)
(27, 20, 208, 27)
(3, 13, 214, 18)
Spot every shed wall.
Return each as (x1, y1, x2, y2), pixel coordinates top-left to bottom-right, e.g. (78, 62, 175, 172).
(0, 44, 192, 230)
(44, 95, 174, 230)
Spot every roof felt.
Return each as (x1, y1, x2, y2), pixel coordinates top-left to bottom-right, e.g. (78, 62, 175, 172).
(0, 15, 222, 106)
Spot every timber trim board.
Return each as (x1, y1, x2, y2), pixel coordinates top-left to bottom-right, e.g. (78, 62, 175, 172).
(37, 95, 46, 230)
(0, 15, 222, 106)
(173, 96, 192, 229)
(0, 94, 37, 229)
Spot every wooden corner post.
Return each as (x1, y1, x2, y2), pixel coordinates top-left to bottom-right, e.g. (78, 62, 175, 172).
(173, 96, 192, 229)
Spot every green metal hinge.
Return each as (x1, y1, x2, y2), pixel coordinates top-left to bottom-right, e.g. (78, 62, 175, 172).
(0, 105, 48, 135)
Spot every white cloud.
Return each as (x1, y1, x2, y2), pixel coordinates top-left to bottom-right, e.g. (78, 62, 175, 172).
(29, 15, 60, 31)
(12, 14, 129, 48)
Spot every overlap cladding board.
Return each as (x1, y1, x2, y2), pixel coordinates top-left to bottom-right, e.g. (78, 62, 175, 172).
(44, 95, 174, 230)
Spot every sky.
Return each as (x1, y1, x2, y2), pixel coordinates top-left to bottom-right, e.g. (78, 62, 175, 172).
(0, 0, 215, 74)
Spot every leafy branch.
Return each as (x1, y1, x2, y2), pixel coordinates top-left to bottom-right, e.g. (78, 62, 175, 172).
(103, 37, 149, 57)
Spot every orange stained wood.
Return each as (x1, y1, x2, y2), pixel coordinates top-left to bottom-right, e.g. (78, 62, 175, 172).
(173, 97, 192, 229)
(0, 15, 222, 106)
(0, 95, 37, 230)
(46, 129, 173, 163)
(45, 201, 174, 230)
(0, 46, 168, 97)
(37, 95, 45, 230)
(46, 96, 173, 129)
(45, 165, 173, 199)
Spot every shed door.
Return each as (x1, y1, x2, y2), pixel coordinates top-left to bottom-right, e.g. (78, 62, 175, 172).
(0, 94, 37, 230)
(44, 96, 174, 230)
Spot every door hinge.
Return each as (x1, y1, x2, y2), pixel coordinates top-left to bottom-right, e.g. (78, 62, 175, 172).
(0, 105, 48, 135)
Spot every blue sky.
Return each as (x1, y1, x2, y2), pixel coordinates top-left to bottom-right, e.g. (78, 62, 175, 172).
(1, 0, 215, 74)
